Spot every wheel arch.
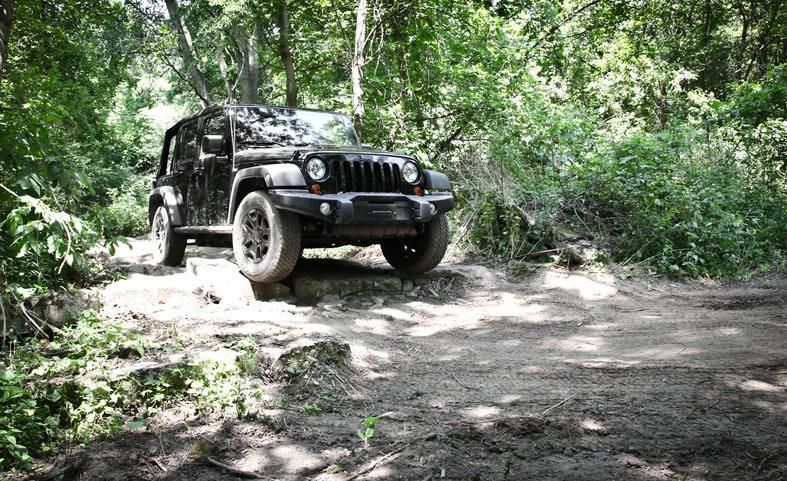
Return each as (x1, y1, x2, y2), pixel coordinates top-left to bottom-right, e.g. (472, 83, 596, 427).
(148, 187, 185, 226)
(227, 164, 307, 223)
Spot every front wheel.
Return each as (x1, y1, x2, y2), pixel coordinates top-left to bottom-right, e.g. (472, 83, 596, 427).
(381, 214, 449, 274)
(232, 190, 301, 283)
(150, 205, 186, 267)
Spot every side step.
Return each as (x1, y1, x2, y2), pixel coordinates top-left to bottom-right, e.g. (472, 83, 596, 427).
(174, 225, 233, 235)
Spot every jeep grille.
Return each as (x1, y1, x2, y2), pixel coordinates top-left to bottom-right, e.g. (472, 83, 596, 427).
(331, 159, 402, 193)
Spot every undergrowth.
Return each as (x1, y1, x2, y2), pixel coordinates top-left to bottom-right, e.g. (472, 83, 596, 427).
(0, 310, 255, 472)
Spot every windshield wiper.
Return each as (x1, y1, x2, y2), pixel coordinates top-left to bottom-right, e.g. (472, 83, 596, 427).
(242, 140, 287, 147)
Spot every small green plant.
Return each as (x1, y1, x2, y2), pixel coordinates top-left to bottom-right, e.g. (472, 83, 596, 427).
(357, 412, 392, 447)
(303, 403, 323, 416)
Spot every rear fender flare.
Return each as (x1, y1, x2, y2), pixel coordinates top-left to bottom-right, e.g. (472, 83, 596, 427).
(148, 187, 185, 226)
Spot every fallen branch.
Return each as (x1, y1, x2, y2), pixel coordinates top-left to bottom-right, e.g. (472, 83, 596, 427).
(345, 444, 410, 481)
(151, 457, 168, 472)
(205, 456, 265, 479)
(541, 394, 577, 416)
(451, 372, 480, 390)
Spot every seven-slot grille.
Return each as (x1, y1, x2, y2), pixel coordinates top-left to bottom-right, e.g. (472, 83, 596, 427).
(329, 159, 402, 193)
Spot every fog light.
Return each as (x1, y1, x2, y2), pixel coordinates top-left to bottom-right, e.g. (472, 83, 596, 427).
(319, 202, 332, 215)
(429, 203, 437, 215)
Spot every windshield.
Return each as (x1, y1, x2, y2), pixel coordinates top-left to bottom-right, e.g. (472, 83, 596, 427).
(232, 107, 360, 148)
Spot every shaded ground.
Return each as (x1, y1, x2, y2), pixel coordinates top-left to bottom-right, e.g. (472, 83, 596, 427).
(31, 240, 787, 480)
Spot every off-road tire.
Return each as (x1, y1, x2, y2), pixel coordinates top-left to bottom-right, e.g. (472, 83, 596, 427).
(381, 214, 449, 274)
(232, 190, 301, 283)
(150, 205, 186, 267)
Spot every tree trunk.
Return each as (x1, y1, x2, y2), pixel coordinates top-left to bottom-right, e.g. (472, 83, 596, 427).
(164, 0, 212, 107)
(278, 1, 297, 107)
(351, 0, 367, 126)
(0, 0, 13, 84)
(216, 40, 233, 102)
(233, 24, 259, 104)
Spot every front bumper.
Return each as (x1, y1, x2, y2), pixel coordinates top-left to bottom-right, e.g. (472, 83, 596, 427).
(268, 189, 454, 224)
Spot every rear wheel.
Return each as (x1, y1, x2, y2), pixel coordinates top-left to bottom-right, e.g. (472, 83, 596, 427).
(381, 214, 449, 274)
(232, 190, 301, 283)
(150, 205, 186, 266)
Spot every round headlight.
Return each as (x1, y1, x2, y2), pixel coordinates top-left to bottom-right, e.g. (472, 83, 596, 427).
(402, 161, 420, 184)
(306, 158, 327, 181)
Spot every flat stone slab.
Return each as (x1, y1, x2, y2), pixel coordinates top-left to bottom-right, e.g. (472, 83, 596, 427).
(290, 259, 403, 301)
(186, 258, 293, 303)
(186, 257, 404, 303)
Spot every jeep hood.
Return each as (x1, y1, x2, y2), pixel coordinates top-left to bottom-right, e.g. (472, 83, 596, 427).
(233, 145, 416, 164)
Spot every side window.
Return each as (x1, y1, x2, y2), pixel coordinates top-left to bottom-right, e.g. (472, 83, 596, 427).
(166, 137, 176, 174)
(179, 122, 198, 162)
(202, 115, 226, 154)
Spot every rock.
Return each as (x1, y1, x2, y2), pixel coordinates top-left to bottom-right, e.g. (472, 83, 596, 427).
(291, 260, 401, 301)
(251, 282, 293, 301)
(39, 288, 103, 326)
(553, 223, 588, 242)
(560, 240, 600, 266)
(186, 257, 292, 302)
(4, 288, 104, 337)
(401, 279, 414, 293)
(272, 338, 351, 380)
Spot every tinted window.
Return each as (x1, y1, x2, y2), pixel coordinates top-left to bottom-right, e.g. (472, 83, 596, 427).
(232, 107, 359, 148)
(166, 138, 176, 174)
(179, 122, 197, 161)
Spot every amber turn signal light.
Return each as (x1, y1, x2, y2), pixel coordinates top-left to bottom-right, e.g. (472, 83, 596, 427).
(309, 183, 321, 194)
(412, 186, 424, 196)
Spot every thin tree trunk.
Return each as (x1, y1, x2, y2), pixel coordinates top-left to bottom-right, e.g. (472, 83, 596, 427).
(278, 1, 297, 107)
(233, 24, 259, 104)
(351, 0, 367, 126)
(216, 36, 233, 102)
(164, 0, 212, 107)
(0, 0, 13, 84)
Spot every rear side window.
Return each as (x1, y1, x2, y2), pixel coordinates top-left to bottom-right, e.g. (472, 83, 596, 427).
(166, 138, 176, 174)
(179, 122, 198, 162)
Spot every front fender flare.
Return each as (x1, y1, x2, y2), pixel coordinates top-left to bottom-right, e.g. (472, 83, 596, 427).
(422, 169, 452, 190)
(228, 164, 307, 223)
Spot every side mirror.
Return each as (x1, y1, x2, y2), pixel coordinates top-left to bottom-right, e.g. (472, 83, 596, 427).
(201, 135, 223, 155)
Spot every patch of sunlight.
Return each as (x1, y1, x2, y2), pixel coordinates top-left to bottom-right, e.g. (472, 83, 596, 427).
(479, 292, 547, 319)
(580, 418, 606, 432)
(631, 344, 700, 360)
(569, 359, 641, 368)
(718, 327, 742, 336)
(460, 405, 501, 419)
(353, 317, 392, 336)
(498, 394, 522, 404)
(366, 465, 395, 479)
(752, 400, 787, 412)
(739, 379, 783, 393)
(549, 335, 604, 352)
(351, 344, 391, 370)
(518, 365, 545, 373)
(542, 271, 617, 300)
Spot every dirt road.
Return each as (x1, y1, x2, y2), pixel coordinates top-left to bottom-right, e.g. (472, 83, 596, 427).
(82, 240, 786, 480)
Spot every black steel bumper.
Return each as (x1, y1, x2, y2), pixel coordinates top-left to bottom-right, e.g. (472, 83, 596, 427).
(268, 189, 454, 224)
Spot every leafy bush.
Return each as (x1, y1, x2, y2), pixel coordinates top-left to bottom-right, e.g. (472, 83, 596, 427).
(0, 310, 254, 472)
(92, 174, 151, 238)
(572, 129, 786, 277)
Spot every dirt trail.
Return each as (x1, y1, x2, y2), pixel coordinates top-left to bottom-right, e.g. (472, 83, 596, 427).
(77, 240, 787, 480)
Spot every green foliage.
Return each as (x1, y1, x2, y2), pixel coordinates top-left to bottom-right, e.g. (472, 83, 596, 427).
(0, 310, 256, 471)
(572, 129, 786, 277)
(357, 412, 391, 446)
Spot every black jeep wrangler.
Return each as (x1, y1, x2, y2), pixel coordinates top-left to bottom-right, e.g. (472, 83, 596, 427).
(149, 105, 454, 282)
